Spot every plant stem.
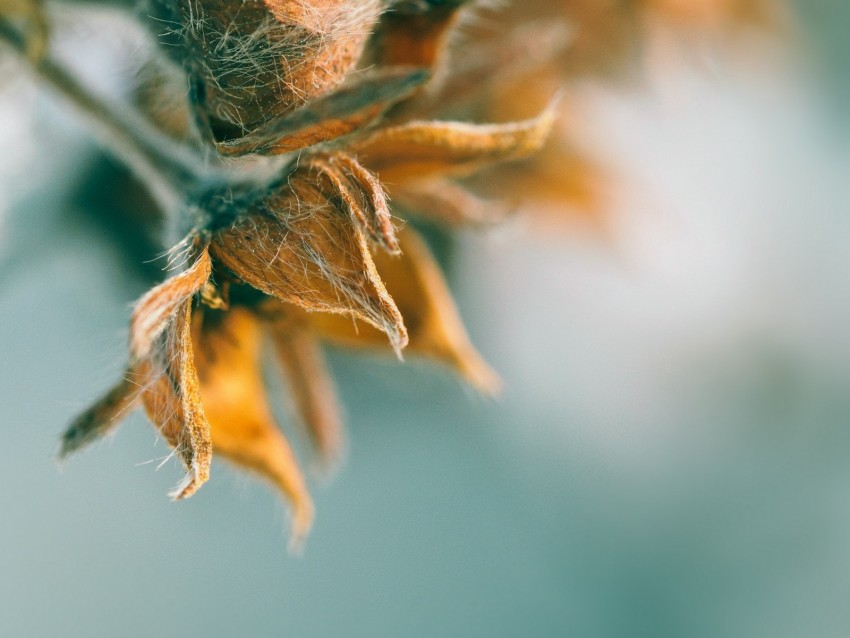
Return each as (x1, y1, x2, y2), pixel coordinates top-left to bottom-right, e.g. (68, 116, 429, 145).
(0, 20, 202, 213)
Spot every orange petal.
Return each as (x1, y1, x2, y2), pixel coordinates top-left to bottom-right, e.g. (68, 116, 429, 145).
(210, 172, 408, 355)
(306, 151, 398, 253)
(213, 68, 429, 156)
(130, 246, 211, 361)
(140, 299, 213, 500)
(349, 106, 556, 183)
(267, 321, 344, 469)
(194, 307, 313, 546)
(59, 373, 140, 459)
(310, 227, 501, 395)
(182, 0, 383, 147)
(370, 1, 470, 70)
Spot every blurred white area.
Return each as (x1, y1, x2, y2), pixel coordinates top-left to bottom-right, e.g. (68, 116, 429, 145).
(467, 44, 850, 459)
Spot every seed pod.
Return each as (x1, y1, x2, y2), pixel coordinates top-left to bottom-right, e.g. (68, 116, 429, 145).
(170, 0, 383, 144)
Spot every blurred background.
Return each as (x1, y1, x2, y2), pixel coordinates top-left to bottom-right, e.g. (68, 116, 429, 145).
(1, 1, 849, 636)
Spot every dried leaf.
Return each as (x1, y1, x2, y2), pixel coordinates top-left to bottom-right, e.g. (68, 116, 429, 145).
(268, 319, 344, 468)
(140, 299, 212, 500)
(310, 227, 501, 394)
(214, 68, 429, 156)
(307, 151, 398, 253)
(349, 106, 556, 183)
(194, 308, 313, 545)
(210, 172, 408, 355)
(130, 246, 211, 361)
(59, 373, 140, 459)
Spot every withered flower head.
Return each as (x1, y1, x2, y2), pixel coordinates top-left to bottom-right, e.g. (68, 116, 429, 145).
(61, 91, 553, 542)
(38, 0, 782, 548)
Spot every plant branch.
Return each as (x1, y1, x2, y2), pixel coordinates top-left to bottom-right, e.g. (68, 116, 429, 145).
(0, 20, 202, 213)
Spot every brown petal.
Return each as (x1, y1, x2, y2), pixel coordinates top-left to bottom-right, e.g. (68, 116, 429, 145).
(59, 373, 140, 459)
(194, 308, 313, 546)
(213, 68, 429, 156)
(210, 173, 408, 355)
(307, 151, 398, 253)
(310, 227, 501, 395)
(370, 1, 470, 70)
(130, 246, 211, 361)
(140, 299, 213, 500)
(349, 106, 556, 183)
(268, 320, 344, 469)
(391, 179, 511, 228)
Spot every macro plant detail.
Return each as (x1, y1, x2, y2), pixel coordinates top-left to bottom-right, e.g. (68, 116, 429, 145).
(0, 0, 784, 547)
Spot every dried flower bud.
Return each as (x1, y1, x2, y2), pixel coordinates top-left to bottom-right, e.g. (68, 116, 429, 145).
(168, 0, 384, 145)
(208, 170, 408, 354)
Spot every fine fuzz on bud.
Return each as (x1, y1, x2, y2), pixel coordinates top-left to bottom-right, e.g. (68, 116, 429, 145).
(172, 0, 383, 145)
(210, 171, 408, 354)
(129, 247, 211, 361)
(268, 318, 345, 469)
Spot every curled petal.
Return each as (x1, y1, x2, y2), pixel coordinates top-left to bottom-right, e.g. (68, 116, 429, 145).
(194, 308, 313, 546)
(140, 299, 212, 500)
(268, 319, 345, 469)
(130, 246, 211, 361)
(349, 105, 556, 183)
(59, 373, 140, 459)
(210, 173, 408, 355)
(307, 151, 398, 253)
(310, 227, 501, 395)
(178, 0, 383, 146)
(214, 68, 429, 156)
(371, 0, 471, 70)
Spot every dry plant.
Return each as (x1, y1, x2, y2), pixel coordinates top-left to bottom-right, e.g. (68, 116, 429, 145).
(0, 0, 784, 549)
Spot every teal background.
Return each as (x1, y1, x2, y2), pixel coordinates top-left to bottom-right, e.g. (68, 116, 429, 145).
(1, 2, 850, 636)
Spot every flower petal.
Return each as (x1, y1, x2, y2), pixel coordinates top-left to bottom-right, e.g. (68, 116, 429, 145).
(309, 227, 501, 394)
(267, 318, 344, 469)
(371, 0, 470, 70)
(130, 246, 211, 361)
(194, 307, 313, 546)
(349, 105, 556, 183)
(59, 373, 140, 459)
(307, 151, 398, 253)
(213, 68, 429, 156)
(140, 299, 213, 500)
(178, 0, 384, 146)
(210, 172, 408, 355)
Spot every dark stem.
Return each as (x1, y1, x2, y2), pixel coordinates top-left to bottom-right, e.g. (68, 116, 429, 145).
(0, 20, 202, 212)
